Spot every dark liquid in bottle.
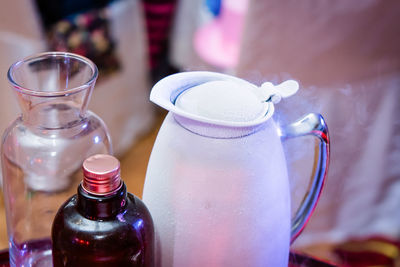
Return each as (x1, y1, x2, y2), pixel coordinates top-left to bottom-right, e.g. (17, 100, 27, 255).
(52, 184, 154, 267)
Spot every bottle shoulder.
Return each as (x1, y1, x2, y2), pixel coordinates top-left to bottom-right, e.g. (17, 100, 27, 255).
(125, 193, 154, 228)
(53, 193, 153, 235)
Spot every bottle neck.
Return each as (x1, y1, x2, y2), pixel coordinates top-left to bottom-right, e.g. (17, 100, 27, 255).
(77, 182, 127, 220)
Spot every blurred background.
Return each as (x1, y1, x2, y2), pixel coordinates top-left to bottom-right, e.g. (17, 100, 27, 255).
(0, 0, 399, 265)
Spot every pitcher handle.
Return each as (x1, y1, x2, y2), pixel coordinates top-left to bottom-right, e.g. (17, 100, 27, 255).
(281, 113, 330, 243)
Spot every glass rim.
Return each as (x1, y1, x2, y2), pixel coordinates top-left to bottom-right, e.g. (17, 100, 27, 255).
(7, 51, 99, 97)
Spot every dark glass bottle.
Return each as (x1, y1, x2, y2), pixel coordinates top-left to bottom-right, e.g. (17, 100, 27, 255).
(52, 154, 154, 267)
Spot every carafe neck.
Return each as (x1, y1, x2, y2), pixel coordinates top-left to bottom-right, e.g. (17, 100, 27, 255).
(7, 52, 97, 128)
(16, 89, 91, 129)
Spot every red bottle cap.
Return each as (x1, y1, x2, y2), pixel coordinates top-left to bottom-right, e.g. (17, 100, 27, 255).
(82, 154, 122, 195)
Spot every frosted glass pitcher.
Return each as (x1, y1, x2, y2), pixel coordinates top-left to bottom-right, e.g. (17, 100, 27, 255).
(143, 71, 329, 267)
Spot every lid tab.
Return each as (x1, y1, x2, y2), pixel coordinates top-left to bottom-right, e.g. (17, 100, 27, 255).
(260, 80, 299, 104)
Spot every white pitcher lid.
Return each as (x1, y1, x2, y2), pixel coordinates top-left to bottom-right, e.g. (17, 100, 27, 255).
(150, 71, 299, 128)
(175, 80, 265, 123)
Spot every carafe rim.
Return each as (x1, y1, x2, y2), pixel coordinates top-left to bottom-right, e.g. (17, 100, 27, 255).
(7, 51, 98, 97)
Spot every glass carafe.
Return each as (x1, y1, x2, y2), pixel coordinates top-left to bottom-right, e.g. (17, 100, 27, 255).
(1, 52, 112, 266)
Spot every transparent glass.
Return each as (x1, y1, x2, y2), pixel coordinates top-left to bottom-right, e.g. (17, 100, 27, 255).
(1, 52, 112, 267)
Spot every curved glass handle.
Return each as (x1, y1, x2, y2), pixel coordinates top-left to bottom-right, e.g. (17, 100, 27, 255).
(281, 113, 330, 243)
